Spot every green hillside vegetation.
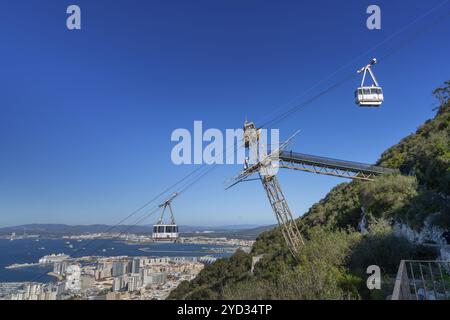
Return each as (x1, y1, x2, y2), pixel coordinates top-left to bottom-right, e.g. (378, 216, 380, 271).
(168, 81, 450, 300)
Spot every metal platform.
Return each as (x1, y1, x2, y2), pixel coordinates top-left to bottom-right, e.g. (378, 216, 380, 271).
(278, 151, 398, 181)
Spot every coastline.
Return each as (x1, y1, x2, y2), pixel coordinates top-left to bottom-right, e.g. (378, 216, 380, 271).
(47, 272, 64, 281)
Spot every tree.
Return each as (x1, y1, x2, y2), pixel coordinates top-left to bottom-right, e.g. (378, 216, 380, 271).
(359, 174, 417, 221)
(432, 80, 450, 105)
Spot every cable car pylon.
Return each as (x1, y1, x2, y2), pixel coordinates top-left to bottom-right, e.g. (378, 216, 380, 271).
(152, 193, 179, 243)
(226, 121, 305, 259)
(226, 121, 398, 260)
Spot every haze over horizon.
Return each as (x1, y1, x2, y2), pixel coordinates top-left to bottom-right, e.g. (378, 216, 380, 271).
(0, 222, 268, 229)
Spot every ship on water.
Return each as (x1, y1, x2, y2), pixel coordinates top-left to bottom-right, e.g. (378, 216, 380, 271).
(38, 253, 71, 264)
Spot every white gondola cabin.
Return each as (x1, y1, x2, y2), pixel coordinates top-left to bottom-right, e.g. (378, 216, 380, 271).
(152, 193, 179, 243)
(152, 224, 179, 242)
(355, 58, 384, 107)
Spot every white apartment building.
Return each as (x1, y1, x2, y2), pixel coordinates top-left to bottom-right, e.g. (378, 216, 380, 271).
(65, 264, 81, 291)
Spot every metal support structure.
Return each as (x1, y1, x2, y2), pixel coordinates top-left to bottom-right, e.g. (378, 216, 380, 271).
(279, 151, 398, 181)
(228, 121, 306, 258)
(260, 173, 304, 258)
(279, 162, 377, 181)
(157, 193, 178, 225)
(228, 120, 397, 260)
(357, 58, 380, 87)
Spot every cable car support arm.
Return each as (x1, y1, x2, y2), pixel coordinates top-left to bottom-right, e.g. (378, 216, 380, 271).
(278, 151, 398, 181)
(157, 193, 178, 225)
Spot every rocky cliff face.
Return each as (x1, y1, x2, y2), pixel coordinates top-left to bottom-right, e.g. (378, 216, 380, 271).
(394, 218, 445, 245)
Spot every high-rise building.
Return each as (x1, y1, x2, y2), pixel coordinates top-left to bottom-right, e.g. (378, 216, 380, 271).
(141, 257, 170, 266)
(141, 270, 167, 286)
(53, 262, 68, 275)
(112, 261, 127, 277)
(10, 282, 65, 300)
(65, 265, 81, 291)
(112, 275, 127, 292)
(126, 273, 141, 292)
(95, 262, 113, 280)
(131, 258, 141, 274)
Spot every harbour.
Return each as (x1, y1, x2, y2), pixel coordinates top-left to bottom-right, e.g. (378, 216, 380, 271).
(0, 238, 239, 283)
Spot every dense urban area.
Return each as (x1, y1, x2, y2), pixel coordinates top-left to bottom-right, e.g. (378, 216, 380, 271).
(0, 233, 254, 300)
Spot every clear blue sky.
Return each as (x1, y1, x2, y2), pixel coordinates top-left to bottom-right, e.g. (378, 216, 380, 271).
(0, 0, 449, 227)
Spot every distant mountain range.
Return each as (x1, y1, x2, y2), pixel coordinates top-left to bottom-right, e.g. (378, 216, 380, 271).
(0, 223, 273, 240)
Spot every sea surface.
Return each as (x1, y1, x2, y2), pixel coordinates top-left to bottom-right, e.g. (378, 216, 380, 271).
(0, 239, 234, 283)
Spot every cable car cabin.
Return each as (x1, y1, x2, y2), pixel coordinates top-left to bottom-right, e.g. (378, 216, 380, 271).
(355, 58, 383, 107)
(153, 193, 179, 243)
(355, 86, 384, 107)
(152, 224, 179, 243)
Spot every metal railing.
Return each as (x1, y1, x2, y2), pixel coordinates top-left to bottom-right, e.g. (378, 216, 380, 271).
(392, 260, 450, 300)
